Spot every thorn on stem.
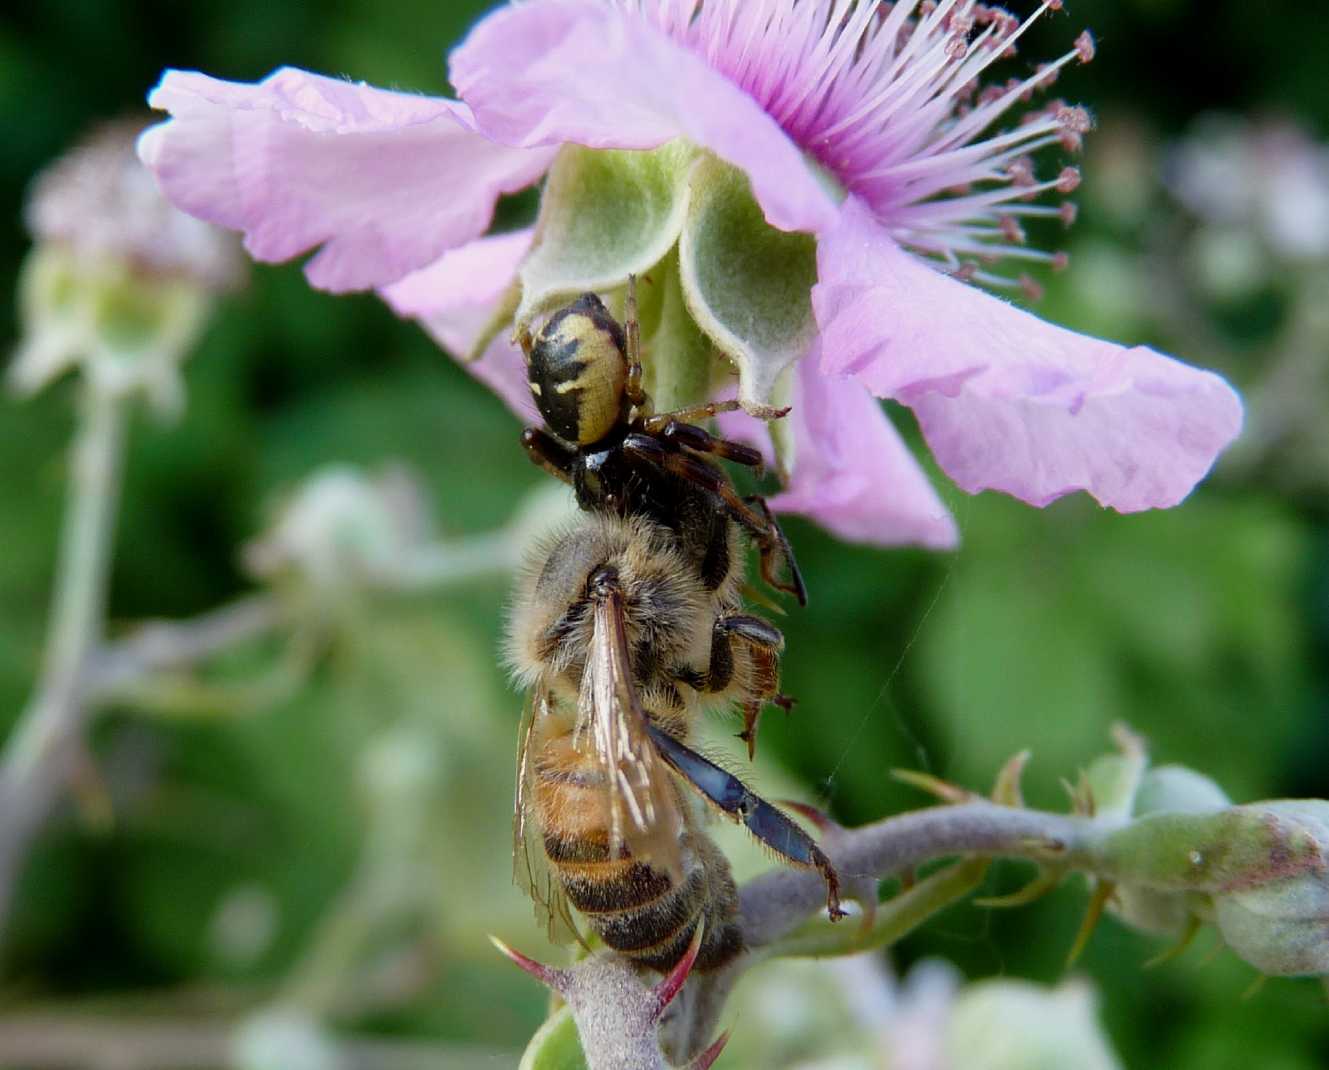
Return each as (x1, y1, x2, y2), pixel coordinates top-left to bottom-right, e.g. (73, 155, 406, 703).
(1066, 881, 1116, 967)
(653, 919, 705, 1018)
(488, 935, 570, 993)
(690, 1029, 731, 1070)
(991, 750, 1031, 808)
(1110, 721, 1147, 760)
(780, 799, 836, 832)
(1143, 914, 1201, 970)
(891, 768, 975, 804)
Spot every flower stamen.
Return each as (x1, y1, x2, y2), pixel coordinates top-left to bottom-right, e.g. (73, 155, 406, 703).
(620, 0, 1095, 294)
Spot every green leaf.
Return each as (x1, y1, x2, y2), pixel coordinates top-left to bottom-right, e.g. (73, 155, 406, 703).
(519, 1007, 587, 1070)
(517, 142, 698, 329)
(678, 156, 817, 414)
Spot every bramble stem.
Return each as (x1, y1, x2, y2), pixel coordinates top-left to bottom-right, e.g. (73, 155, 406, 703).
(741, 801, 1091, 948)
(0, 387, 128, 934)
(538, 801, 1100, 1068)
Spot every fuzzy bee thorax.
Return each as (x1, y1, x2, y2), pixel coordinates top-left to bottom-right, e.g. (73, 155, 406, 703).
(506, 513, 713, 694)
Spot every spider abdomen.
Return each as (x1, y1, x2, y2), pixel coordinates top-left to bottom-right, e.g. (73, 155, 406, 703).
(527, 293, 628, 446)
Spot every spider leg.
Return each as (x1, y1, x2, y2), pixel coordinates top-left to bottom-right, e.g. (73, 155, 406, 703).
(641, 400, 745, 433)
(655, 419, 765, 473)
(623, 274, 648, 411)
(744, 494, 808, 608)
(520, 427, 576, 486)
(622, 433, 807, 605)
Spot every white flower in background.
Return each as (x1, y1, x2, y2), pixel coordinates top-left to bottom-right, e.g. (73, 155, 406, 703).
(243, 465, 436, 594)
(10, 118, 243, 413)
(244, 464, 578, 599)
(941, 976, 1123, 1070)
(1168, 115, 1329, 263)
(724, 954, 1123, 1069)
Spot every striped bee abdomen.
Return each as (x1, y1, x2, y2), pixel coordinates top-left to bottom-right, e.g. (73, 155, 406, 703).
(533, 731, 743, 972)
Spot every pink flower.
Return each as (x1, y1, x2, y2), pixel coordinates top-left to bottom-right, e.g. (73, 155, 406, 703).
(138, 1, 1242, 549)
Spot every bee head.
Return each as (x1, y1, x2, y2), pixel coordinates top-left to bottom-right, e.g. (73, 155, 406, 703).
(526, 293, 628, 446)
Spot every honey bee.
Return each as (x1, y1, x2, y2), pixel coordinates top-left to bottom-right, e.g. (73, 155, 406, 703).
(507, 279, 844, 972)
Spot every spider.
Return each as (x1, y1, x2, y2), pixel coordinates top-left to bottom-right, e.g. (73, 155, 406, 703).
(516, 275, 806, 607)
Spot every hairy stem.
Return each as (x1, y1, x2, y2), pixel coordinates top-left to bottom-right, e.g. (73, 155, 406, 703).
(0, 387, 127, 935)
(85, 594, 282, 701)
(741, 801, 1091, 947)
(547, 802, 1098, 1068)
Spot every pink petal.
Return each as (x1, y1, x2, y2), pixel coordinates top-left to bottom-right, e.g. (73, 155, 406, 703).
(716, 356, 958, 549)
(381, 229, 537, 423)
(139, 68, 554, 292)
(814, 198, 1244, 512)
(449, 1, 837, 236)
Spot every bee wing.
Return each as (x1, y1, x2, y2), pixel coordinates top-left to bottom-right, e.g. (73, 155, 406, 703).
(581, 577, 686, 882)
(513, 689, 581, 946)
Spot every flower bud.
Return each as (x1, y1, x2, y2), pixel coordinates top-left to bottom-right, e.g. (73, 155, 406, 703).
(1133, 764, 1232, 817)
(243, 465, 433, 595)
(1211, 801, 1329, 976)
(1109, 765, 1230, 937)
(12, 119, 242, 412)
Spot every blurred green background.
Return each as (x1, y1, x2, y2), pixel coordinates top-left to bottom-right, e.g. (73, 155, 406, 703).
(2, 1, 1328, 1067)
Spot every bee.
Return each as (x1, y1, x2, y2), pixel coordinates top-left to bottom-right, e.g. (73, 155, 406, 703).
(507, 280, 844, 973)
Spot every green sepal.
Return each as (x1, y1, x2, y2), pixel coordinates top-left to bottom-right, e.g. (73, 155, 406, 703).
(464, 273, 522, 363)
(1080, 725, 1148, 822)
(519, 1006, 587, 1070)
(678, 156, 817, 414)
(635, 248, 714, 412)
(517, 141, 698, 330)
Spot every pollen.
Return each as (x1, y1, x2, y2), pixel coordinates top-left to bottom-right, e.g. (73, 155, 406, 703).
(1075, 30, 1096, 64)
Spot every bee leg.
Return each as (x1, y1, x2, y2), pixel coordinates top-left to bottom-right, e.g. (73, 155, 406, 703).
(675, 615, 785, 760)
(723, 617, 784, 761)
(647, 725, 846, 922)
(520, 427, 576, 486)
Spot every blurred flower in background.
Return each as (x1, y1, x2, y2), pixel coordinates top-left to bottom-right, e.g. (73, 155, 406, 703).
(1167, 116, 1329, 266)
(721, 954, 1123, 1070)
(11, 118, 243, 414)
(1154, 114, 1329, 497)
